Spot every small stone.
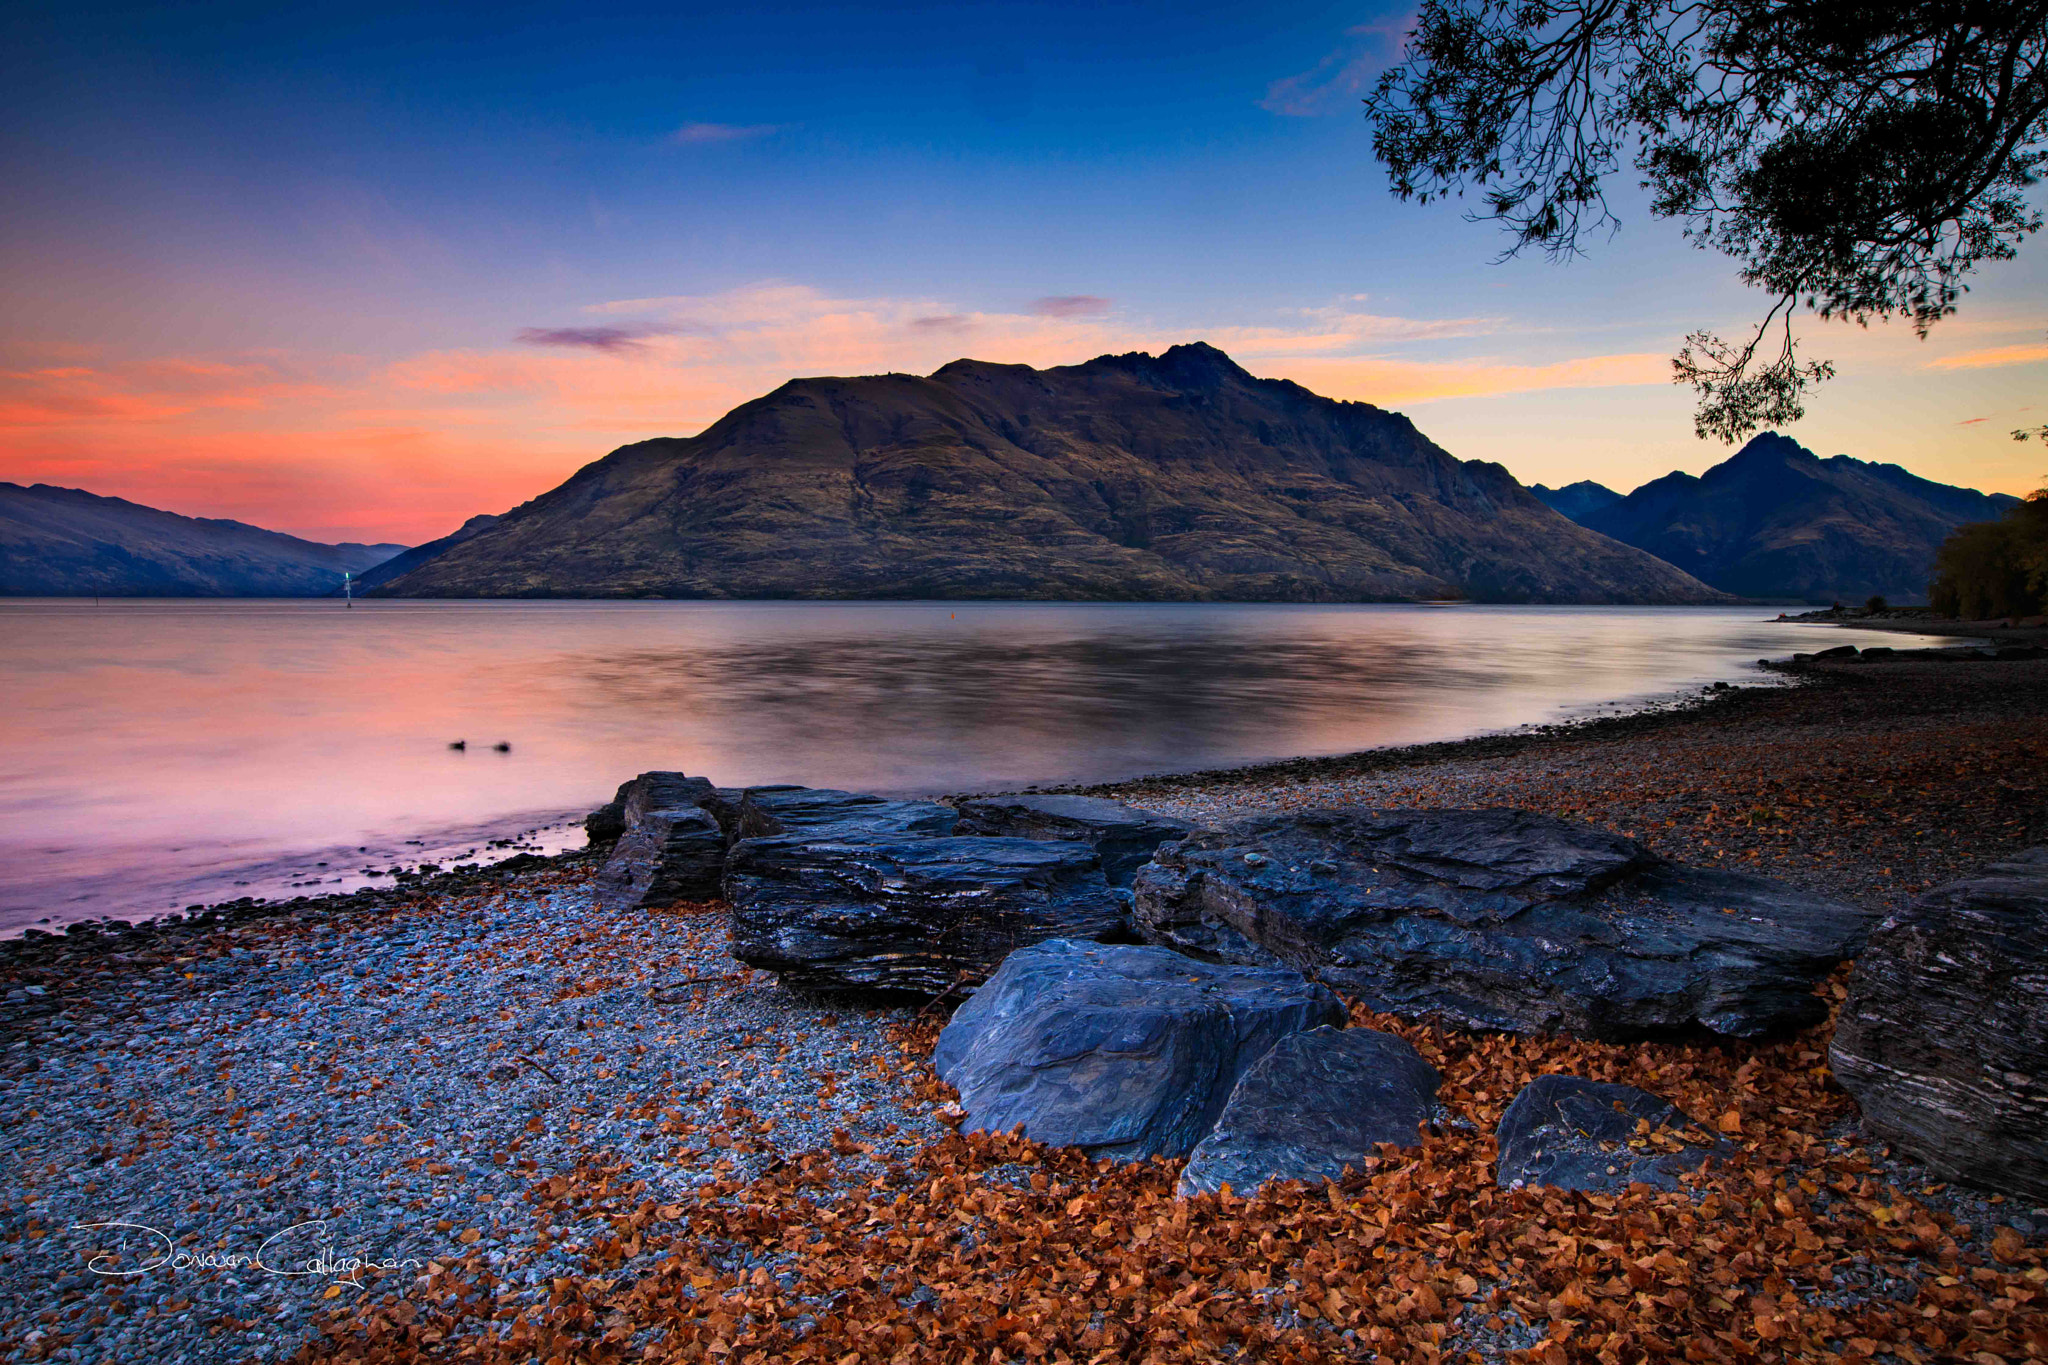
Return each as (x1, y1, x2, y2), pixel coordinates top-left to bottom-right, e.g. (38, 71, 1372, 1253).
(1178, 1026, 1438, 1196)
(1495, 1074, 1722, 1193)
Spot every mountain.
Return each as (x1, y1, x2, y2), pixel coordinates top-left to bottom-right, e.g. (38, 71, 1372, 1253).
(1573, 433, 2021, 603)
(349, 513, 500, 592)
(374, 343, 1720, 604)
(1531, 480, 1622, 523)
(0, 483, 407, 597)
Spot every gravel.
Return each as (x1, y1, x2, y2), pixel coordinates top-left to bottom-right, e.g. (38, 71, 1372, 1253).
(0, 862, 947, 1364)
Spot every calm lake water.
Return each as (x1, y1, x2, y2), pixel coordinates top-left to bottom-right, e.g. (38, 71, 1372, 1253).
(0, 599, 1953, 932)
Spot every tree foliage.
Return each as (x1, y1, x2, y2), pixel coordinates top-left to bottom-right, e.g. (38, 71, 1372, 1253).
(1929, 483, 2048, 617)
(1364, 0, 2048, 441)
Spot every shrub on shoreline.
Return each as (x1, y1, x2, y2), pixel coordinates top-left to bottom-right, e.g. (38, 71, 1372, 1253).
(1930, 484, 2048, 619)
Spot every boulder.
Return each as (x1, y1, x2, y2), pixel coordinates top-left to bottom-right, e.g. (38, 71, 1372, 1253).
(933, 939, 1344, 1159)
(584, 779, 637, 845)
(1830, 848, 2048, 1202)
(1178, 1026, 1438, 1197)
(1495, 1075, 1721, 1193)
(1132, 807, 1869, 1040)
(726, 836, 1129, 994)
(951, 794, 1198, 886)
(594, 772, 725, 911)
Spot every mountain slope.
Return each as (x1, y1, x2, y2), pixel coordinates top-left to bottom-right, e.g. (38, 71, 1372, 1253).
(1531, 480, 1622, 523)
(0, 484, 406, 597)
(376, 343, 1720, 604)
(1577, 433, 2020, 603)
(350, 514, 500, 592)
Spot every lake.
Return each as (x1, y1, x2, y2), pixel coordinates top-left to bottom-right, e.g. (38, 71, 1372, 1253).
(0, 599, 1951, 933)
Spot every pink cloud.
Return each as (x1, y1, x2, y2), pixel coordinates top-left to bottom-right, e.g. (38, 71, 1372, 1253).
(1928, 342, 2048, 370)
(1031, 296, 1111, 318)
(515, 325, 671, 353)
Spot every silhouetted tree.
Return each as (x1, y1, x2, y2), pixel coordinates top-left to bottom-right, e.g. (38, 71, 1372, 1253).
(1363, 1, 2048, 442)
(1929, 484, 2048, 617)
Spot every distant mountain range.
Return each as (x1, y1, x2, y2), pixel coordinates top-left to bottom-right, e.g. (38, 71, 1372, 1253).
(370, 343, 1718, 604)
(1529, 480, 1623, 523)
(6, 360, 2017, 605)
(0, 483, 406, 597)
(1534, 433, 2019, 603)
(350, 514, 501, 592)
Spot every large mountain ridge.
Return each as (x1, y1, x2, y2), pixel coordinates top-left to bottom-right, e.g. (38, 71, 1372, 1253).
(373, 343, 1719, 604)
(0, 483, 406, 597)
(1563, 433, 2020, 603)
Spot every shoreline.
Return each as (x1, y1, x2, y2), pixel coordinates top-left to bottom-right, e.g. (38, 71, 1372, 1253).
(3, 635, 2019, 973)
(5, 649, 2046, 1363)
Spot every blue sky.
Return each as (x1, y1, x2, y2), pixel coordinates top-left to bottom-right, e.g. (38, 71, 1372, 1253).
(4, 0, 2043, 542)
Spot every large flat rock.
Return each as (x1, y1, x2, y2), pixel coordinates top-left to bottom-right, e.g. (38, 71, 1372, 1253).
(1178, 1026, 1438, 1196)
(726, 836, 1129, 995)
(1495, 1075, 1722, 1194)
(934, 939, 1344, 1160)
(1830, 848, 2048, 1202)
(1132, 807, 1870, 1040)
(951, 794, 1198, 886)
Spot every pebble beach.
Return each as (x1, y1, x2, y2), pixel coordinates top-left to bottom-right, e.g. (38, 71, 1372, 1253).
(5, 649, 2047, 1364)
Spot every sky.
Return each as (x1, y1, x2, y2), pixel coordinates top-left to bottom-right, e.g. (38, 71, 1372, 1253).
(2, 0, 2044, 546)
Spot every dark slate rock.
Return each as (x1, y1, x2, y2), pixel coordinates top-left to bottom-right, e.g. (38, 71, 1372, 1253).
(951, 794, 1198, 886)
(1830, 847, 2048, 1202)
(733, 786, 959, 843)
(584, 779, 637, 845)
(594, 772, 724, 911)
(1131, 807, 1869, 1041)
(726, 836, 1129, 995)
(1495, 1075, 1721, 1193)
(933, 939, 1344, 1159)
(1178, 1026, 1438, 1196)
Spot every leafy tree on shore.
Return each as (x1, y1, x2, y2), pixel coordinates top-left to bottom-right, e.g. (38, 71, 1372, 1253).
(1362, 0, 2048, 443)
(1929, 483, 2048, 617)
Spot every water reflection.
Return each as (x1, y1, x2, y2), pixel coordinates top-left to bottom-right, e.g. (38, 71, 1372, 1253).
(0, 599, 1954, 931)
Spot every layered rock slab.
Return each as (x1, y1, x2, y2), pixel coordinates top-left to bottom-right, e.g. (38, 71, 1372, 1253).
(951, 794, 1197, 886)
(1830, 848, 2048, 1202)
(732, 786, 959, 843)
(933, 939, 1344, 1159)
(1177, 1026, 1437, 1197)
(1132, 807, 1869, 1040)
(594, 772, 725, 911)
(1495, 1075, 1721, 1194)
(726, 835, 1128, 995)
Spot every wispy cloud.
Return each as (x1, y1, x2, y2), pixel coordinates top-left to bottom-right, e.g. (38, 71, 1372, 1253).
(1261, 16, 1413, 118)
(1031, 296, 1111, 318)
(670, 122, 783, 145)
(1958, 416, 1990, 425)
(515, 325, 672, 354)
(1927, 341, 2048, 370)
(910, 314, 975, 333)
